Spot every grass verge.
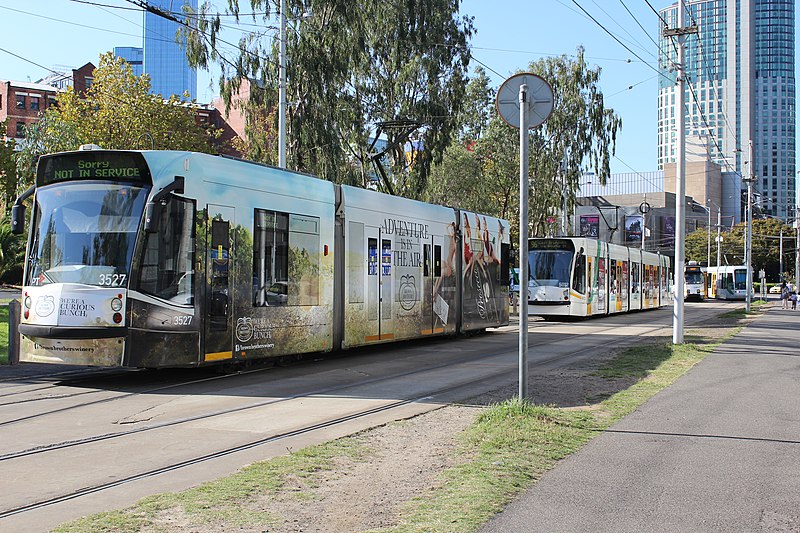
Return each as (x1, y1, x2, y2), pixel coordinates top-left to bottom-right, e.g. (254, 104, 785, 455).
(56, 324, 742, 532)
(719, 298, 768, 319)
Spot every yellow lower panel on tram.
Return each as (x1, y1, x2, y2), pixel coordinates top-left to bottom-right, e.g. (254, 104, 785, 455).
(205, 351, 233, 362)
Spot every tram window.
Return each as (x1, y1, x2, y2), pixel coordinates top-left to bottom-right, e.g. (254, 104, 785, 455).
(253, 209, 320, 307)
(423, 244, 431, 277)
(138, 196, 195, 305)
(348, 221, 365, 303)
(572, 248, 586, 293)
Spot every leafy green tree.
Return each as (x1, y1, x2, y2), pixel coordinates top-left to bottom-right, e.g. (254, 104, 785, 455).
(185, 0, 473, 195)
(526, 49, 621, 236)
(16, 53, 219, 189)
(425, 49, 621, 245)
(685, 218, 796, 281)
(0, 220, 25, 284)
(0, 123, 17, 215)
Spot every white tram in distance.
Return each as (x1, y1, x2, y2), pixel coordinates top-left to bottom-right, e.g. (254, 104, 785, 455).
(526, 237, 671, 319)
(684, 261, 706, 301)
(705, 265, 751, 300)
(11, 147, 511, 368)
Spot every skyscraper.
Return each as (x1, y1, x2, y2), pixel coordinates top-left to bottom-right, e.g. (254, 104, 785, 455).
(143, 0, 197, 100)
(114, 47, 144, 77)
(657, 0, 796, 220)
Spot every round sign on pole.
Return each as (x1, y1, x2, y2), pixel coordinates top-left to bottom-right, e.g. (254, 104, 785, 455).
(496, 73, 554, 130)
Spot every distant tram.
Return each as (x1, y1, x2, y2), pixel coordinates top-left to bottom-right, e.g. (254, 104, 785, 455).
(11, 147, 510, 368)
(706, 265, 751, 300)
(526, 237, 671, 318)
(684, 261, 706, 301)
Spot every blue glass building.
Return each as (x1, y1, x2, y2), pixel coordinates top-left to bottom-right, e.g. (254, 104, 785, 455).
(113, 47, 144, 77)
(658, 0, 796, 220)
(143, 0, 197, 100)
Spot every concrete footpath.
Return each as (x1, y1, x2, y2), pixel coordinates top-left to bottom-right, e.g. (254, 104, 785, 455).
(481, 305, 800, 532)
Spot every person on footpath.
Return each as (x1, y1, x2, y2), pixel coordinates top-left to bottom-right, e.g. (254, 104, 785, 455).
(791, 291, 797, 310)
(780, 281, 789, 309)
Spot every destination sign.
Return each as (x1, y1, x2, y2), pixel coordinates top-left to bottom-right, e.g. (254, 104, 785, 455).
(36, 151, 152, 186)
(529, 239, 574, 251)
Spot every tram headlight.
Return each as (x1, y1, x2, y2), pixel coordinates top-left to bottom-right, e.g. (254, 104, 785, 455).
(110, 297, 123, 312)
(24, 296, 31, 308)
(563, 289, 569, 301)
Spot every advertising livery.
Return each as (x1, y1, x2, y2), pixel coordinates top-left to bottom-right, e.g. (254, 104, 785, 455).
(11, 148, 509, 368)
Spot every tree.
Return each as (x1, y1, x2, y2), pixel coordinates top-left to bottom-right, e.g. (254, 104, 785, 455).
(425, 50, 621, 243)
(685, 218, 796, 281)
(185, 0, 473, 195)
(0, 122, 17, 215)
(16, 53, 219, 189)
(525, 48, 621, 236)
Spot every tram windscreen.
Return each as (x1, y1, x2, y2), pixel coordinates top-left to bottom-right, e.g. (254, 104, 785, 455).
(733, 268, 748, 290)
(685, 270, 704, 284)
(527, 249, 573, 288)
(26, 182, 148, 287)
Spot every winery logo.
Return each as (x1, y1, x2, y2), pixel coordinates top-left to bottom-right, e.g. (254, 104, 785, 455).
(235, 317, 253, 342)
(35, 295, 55, 317)
(399, 275, 417, 311)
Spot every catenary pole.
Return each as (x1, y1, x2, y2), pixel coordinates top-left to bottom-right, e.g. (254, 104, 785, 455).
(666, 1, 694, 344)
(278, 0, 287, 168)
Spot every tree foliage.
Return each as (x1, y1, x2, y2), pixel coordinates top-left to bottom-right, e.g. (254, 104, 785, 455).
(15, 53, 219, 189)
(185, 0, 473, 195)
(0, 123, 17, 215)
(426, 50, 621, 245)
(685, 218, 797, 280)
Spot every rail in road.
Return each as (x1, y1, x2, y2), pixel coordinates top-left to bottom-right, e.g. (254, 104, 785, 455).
(0, 301, 740, 531)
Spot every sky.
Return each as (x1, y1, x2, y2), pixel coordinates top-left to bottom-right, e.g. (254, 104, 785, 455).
(1, 0, 797, 177)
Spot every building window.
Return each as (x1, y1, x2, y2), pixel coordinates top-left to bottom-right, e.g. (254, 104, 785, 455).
(15, 122, 25, 137)
(30, 97, 39, 111)
(0, 94, 3, 109)
(16, 94, 25, 109)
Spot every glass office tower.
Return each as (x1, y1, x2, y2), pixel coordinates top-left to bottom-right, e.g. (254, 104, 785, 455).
(658, 0, 796, 219)
(113, 47, 144, 77)
(143, 0, 197, 100)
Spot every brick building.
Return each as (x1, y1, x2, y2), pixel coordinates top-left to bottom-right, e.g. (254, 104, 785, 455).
(1, 63, 95, 143)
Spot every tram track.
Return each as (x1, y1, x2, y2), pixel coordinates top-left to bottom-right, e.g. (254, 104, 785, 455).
(0, 304, 727, 434)
(0, 303, 736, 520)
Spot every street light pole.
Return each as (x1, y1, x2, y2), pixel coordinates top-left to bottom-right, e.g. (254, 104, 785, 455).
(717, 207, 721, 270)
(278, 0, 287, 169)
(706, 205, 711, 266)
(745, 140, 755, 313)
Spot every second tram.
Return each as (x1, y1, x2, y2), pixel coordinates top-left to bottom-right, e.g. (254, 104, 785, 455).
(706, 265, 751, 300)
(526, 237, 671, 318)
(684, 261, 706, 301)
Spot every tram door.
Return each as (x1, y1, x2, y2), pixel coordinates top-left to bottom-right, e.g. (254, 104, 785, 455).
(204, 204, 235, 361)
(365, 227, 394, 342)
(426, 235, 445, 334)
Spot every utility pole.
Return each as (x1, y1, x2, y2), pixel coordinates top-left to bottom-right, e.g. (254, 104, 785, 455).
(707, 206, 711, 266)
(780, 230, 784, 280)
(278, 0, 287, 168)
(716, 207, 721, 270)
(745, 139, 755, 313)
(795, 205, 799, 286)
(665, 4, 697, 344)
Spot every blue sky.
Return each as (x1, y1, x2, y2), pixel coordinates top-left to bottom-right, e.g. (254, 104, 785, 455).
(1, 0, 797, 176)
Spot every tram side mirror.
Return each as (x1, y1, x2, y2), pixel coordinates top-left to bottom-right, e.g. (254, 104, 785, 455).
(11, 204, 26, 235)
(144, 176, 185, 233)
(143, 202, 161, 233)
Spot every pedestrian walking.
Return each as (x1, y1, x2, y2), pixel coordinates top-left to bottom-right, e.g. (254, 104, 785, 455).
(791, 291, 797, 310)
(781, 281, 789, 309)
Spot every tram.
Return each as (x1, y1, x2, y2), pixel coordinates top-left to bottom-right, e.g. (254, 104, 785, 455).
(526, 237, 671, 318)
(10, 147, 510, 367)
(684, 261, 706, 301)
(706, 265, 751, 300)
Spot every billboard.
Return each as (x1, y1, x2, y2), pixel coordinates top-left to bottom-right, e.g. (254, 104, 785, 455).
(625, 215, 643, 242)
(662, 216, 675, 247)
(579, 215, 599, 238)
